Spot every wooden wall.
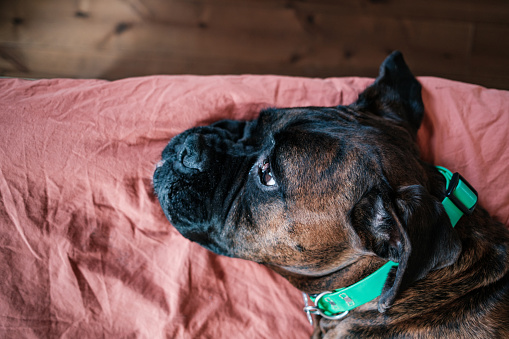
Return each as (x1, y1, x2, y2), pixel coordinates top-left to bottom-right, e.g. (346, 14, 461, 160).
(1, 0, 508, 89)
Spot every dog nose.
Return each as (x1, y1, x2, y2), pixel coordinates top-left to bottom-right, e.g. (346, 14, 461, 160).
(179, 133, 209, 171)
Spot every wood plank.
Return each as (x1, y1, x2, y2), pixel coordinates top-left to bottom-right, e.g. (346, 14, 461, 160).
(1, 44, 507, 91)
(1, 0, 508, 89)
(473, 23, 509, 59)
(294, 0, 509, 24)
(471, 55, 509, 80)
(2, 0, 508, 25)
(0, 0, 140, 22)
(0, 45, 348, 79)
(470, 23, 509, 83)
(0, 1, 500, 60)
(0, 12, 472, 63)
(300, 14, 471, 59)
(190, 0, 509, 24)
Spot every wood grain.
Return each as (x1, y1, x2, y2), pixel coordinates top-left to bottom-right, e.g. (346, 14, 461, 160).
(0, 0, 508, 89)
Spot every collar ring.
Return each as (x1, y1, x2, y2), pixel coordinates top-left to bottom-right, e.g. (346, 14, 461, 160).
(303, 291, 350, 324)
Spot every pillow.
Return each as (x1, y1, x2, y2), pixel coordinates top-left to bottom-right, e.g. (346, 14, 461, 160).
(0, 75, 507, 338)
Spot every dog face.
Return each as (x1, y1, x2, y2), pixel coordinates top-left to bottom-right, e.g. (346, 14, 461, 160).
(153, 52, 461, 309)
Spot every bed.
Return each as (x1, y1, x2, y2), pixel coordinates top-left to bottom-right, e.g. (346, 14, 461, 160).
(1, 74, 508, 338)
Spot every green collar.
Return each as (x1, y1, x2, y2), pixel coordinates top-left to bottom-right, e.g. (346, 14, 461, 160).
(303, 166, 478, 324)
(435, 166, 478, 227)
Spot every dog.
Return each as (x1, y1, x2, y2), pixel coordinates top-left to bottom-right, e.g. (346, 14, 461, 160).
(153, 51, 509, 338)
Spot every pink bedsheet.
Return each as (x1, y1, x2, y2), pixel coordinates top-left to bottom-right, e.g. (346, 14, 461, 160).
(0, 75, 508, 338)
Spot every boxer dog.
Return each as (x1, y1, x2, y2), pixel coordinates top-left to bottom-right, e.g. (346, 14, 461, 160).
(153, 52, 509, 338)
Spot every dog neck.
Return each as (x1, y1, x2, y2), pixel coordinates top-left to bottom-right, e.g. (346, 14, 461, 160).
(268, 255, 388, 295)
(272, 166, 488, 319)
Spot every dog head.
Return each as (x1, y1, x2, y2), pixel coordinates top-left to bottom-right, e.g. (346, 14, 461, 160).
(153, 52, 461, 311)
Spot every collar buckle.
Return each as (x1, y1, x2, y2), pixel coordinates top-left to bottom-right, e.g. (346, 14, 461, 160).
(445, 172, 478, 215)
(302, 292, 349, 326)
(436, 166, 478, 227)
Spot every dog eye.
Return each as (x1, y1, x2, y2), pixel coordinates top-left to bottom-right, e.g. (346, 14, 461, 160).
(259, 159, 276, 186)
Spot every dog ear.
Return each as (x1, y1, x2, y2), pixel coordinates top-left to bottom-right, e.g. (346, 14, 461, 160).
(350, 51, 424, 136)
(351, 184, 461, 312)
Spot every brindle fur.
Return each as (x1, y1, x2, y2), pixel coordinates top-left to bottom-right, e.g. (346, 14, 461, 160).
(153, 51, 509, 338)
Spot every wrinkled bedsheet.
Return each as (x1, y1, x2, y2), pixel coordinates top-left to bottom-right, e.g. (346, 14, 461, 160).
(0, 75, 508, 339)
